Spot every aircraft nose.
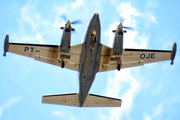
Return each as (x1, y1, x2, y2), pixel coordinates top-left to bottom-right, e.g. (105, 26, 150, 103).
(93, 12, 99, 20)
(94, 11, 99, 15)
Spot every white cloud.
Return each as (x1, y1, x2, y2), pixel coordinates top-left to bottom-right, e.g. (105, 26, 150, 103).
(143, 103, 163, 120)
(149, 14, 157, 24)
(36, 33, 44, 44)
(20, 3, 38, 32)
(106, 69, 140, 120)
(71, 0, 83, 9)
(144, 116, 151, 120)
(11, 2, 55, 44)
(0, 97, 21, 118)
(53, 110, 80, 120)
(115, 2, 158, 28)
(53, 111, 62, 116)
(143, 96, 178, 120)
(117, 2, 140, 20)
(142, 12, 159, 27)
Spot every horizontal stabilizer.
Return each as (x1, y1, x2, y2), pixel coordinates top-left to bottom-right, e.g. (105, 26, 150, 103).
(42, 93, 79, 107)
(84, 94, 122, 107)
(42, 93, 122, 107)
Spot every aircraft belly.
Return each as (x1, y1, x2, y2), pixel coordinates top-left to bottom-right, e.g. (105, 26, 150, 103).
(78, 44, 102, 106)
(78, 13, 101, 106)
(79, 55, 97, 105)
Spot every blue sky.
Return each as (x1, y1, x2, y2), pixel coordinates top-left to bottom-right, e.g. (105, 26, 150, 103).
(0, 0, 180, 120)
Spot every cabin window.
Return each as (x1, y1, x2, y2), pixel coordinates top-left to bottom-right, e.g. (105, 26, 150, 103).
(91, 31, 97, 46)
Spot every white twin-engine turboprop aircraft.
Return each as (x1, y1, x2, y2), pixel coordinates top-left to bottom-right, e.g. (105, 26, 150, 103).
(3, 12, 177, 107)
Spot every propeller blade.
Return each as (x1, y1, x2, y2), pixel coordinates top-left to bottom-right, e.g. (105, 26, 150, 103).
(71, 20, 82, 24)
(60, 14, 67, 21)
(119, 16, 125, 23)
(123, 26, 134, 31)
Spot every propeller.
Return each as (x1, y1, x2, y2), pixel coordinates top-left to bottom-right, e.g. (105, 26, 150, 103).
(111, 16, 134, 33)
(119, 16, 134, 31)
(54, 14, 82, 31)
(60, 14, 82, 25)
(60, 14, 67, 21)
(71, 20, 82, 24)
(119, 16, 125, 24)
(123, 26, 134, 31)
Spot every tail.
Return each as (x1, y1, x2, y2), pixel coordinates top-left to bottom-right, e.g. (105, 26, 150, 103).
(42, 93, 122, 107)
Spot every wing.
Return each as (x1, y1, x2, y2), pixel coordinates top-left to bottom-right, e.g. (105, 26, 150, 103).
(4, 41, 82, 71)
(99, 44, 175, 72)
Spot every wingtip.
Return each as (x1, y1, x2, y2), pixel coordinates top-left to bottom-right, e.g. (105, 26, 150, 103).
(3, 53, 6, 57)
(170, 42, 177, 65)
(3, 34, 9, 57)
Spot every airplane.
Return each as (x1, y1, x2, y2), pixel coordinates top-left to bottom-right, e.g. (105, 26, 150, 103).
(3, 12, 177, 107)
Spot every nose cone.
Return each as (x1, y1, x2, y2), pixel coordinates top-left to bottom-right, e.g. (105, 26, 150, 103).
(94, 12, 99, 18)
(94, 11, 99, 15)
(66, 20, 71, 28)
(92, 12, 100, 21)
(118, 23, 123, 29)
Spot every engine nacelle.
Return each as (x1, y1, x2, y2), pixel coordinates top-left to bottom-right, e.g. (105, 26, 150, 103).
(112, 29, 123, 55)
(59, 20, 75, 53)
(60, 28, 71, 53)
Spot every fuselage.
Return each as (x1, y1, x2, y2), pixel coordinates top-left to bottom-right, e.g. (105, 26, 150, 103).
(78, 12, 102, 107)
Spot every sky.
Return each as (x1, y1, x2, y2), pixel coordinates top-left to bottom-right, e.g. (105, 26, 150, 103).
(0, 0, 180, 120)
